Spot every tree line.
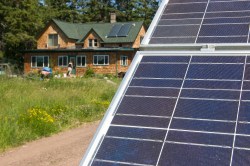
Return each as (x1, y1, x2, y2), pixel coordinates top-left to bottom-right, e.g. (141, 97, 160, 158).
(0, 0, 161, 67)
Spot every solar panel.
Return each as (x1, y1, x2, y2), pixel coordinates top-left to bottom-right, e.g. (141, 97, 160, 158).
(107, 24, 122, 37)
(148, 0, 250, 44)
(80, 53, 250, 165)
(117, 23, 132, 37)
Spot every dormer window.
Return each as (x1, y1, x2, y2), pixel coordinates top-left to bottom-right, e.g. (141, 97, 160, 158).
(89, 39, 98, 47)
(48, 34, 58, 47)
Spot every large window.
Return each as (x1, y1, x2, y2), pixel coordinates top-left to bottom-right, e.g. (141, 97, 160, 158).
(58, 56, 68, 66)
(48, 34, 58, 47)
(93, 55, 109, 65)
(120, 56, 128, 66)
(77, 56, 86, 67)
(31, 56, 49, 68)
(88, 39, 98, 47)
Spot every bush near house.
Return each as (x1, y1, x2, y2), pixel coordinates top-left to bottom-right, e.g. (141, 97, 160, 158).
(0, 76, 120, 152)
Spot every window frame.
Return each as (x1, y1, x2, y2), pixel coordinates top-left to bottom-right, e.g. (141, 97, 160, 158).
(31, 56, 49, 68)
(58, 56, 68, 67)
(48, 34, 58, 47)
(88, 39, 98, 47)
(76, 55, 87, 67)
(120, 55, 128, 66)
(93, 55, 109, 66)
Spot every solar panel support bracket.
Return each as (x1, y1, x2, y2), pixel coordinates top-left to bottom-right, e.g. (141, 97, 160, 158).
(200, 44, 215, 52)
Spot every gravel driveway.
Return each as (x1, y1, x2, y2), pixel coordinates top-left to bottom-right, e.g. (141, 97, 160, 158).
(0, 121, 99, 166)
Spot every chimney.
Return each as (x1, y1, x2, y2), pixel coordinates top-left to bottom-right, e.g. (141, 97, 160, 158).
(110, 12, 116, 23)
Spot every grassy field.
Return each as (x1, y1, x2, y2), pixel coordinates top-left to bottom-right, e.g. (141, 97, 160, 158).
(0, 76, 120, 152)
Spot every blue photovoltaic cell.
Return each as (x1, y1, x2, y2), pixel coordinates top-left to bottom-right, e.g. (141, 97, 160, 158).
(187, 64, 244, 80)
(180, 89, 240, 100)
(203, 17, 250, 24)
(153, 25, 200, 37)
(244, 64, 250, 80)
(235, 136, 250, 149)
(205, 11, 250, 18)
(150, 37, 196, 44)
(246, 56, 250, 63)
(158, 143, 231, 165)
(161, 13, 204, 19)
(167, 131, 233, 146)
(232, 150, 250, 165)
(236, 123, 250, 135)
(130, 79, 183, 88)
(238, 102, 250, 121)
(183, 80, 241, 89)
(126, 87, 180, 97)
(116, 96, 176, 116)
(175, 99, 239, 120)
(95, 138, 162, 165)
(191, 56, 245, 63)
(141, 56, 190, 63)
(243, 81, 250, 90)
(158, 19, 202, 25)
(111, 115, 170, 128)
(106, 126, 166, 140)
(241, 91, 250, 100)
(134, 64, 188, 78)
(198, 24, 249, 36)
(165, 3, 207, 13)
(207, 1, 250, 12)
(210, 0, 246, 2)
(197, 37, 248, 43)
(170, 118, 235, 133)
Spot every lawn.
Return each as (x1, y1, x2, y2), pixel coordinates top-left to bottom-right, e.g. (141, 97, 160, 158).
(0, 76, 121, 152)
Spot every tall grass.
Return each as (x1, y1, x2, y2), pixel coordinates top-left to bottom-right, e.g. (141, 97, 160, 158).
(0, 76, 120, 152)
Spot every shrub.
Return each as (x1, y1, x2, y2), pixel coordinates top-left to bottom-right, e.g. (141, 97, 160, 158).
(85, 68, 95, 77)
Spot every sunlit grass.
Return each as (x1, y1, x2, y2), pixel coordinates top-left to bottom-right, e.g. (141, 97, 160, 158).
(0, 76, 120, 152)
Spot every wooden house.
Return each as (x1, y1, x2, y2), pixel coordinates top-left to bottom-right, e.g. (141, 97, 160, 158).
(23, 18, 145, 76)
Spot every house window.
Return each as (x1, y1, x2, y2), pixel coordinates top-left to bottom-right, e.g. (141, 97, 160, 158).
(77, 56, 86, 67)
(89, 39, 98, 47)
(58, 56, 68, 66)
(31, 56, 49, 68)
(121, 56, 128, 66)
(93, 55, 109, 65)
(48, 34, 58, 47)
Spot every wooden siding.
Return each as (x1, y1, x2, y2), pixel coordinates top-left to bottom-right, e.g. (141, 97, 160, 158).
(37, 23, 76, 49)
(133, 26, 146, 48)
(24, 51, 135, 76)
(83, 32, 102, 48)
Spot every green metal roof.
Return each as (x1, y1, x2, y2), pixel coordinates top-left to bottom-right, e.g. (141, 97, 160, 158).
(52, 19, 144, 44)
(22, 47, 136, 53)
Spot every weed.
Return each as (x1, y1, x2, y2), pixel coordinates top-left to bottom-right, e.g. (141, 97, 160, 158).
(0, 77, 121, 151)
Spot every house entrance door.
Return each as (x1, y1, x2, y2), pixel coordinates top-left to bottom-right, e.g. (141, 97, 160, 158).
(69, 56, 76, 75)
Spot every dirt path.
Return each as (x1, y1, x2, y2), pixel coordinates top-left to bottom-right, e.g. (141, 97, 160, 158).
(0, 121, 100, 166)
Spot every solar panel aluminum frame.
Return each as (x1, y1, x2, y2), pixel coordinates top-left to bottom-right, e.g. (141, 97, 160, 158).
(141, 0, 250, 49)
(80, 50, 250, 166)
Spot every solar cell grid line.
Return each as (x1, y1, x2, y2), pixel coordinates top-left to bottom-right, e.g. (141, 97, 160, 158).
(155, 56, 193, 166)
(230, 56, 247, 166)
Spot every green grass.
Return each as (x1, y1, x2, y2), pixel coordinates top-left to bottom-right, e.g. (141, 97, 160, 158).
(0, 76, 121, 152)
